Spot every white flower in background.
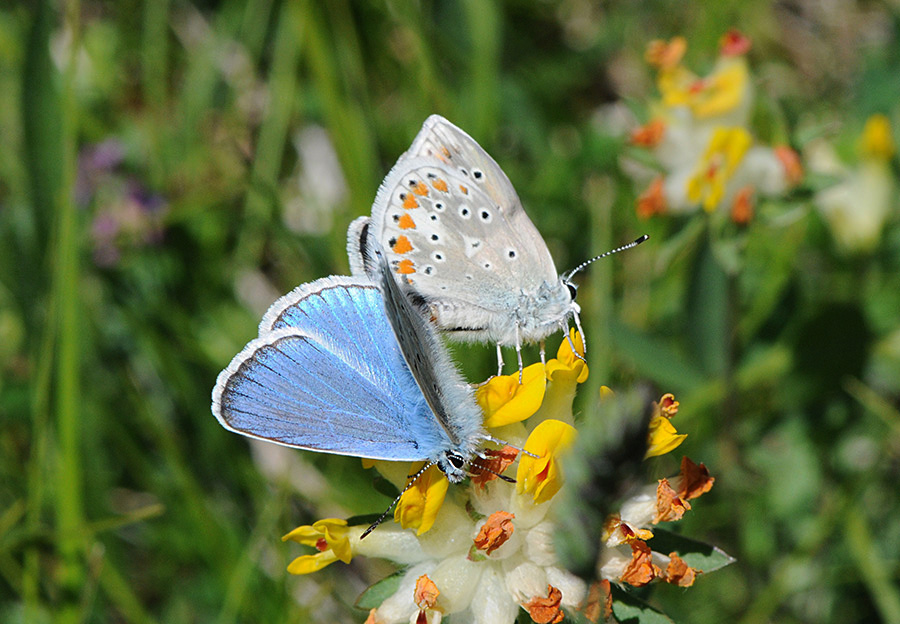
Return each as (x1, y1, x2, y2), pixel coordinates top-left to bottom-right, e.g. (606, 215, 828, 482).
(811, 114, 896, 254)
(283, 125, 348, 234)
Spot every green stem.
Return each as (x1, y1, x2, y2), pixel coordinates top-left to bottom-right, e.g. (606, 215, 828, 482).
(235, 0, 304, 265)
(55, 1, 84, 620)
(584, 175, 614, 399)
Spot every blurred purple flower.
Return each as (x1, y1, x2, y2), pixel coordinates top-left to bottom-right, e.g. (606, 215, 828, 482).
(78, 137, 169, 267)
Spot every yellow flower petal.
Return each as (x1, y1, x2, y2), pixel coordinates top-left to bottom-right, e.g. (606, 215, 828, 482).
(477, 362, 547, 428)
(517, 419, 577, 504)
(645, 393, 686, 458)
(394, 464, 449, 535)
(860, 114, 895, 161)
(545, 330, 588, 384)
(690, 60, 749, 119)
(686, 127, 753, 212)
(286, 550, 339, 575)
(645, 415, 687, 458)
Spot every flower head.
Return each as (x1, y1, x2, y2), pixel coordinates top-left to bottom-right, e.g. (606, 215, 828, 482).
(811, 114, 896, 253)
(630, 30, 802, 222)
(282, 519, 354, 574)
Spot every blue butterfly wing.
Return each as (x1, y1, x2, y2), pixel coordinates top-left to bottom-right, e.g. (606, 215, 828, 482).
(212, 280, 449, 461)
(259, 276, 377, 344)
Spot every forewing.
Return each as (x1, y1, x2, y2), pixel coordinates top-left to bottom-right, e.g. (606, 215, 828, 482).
(369, 157, 557, 308)
(403, 115, 557, 273)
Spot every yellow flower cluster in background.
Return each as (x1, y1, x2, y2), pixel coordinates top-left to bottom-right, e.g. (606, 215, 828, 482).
(808, 114, 897, 254)
(632, 30, 803, 224)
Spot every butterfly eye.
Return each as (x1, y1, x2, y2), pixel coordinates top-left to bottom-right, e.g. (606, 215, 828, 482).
(446, 452, 465, 469)
(566, 282, 578, 300)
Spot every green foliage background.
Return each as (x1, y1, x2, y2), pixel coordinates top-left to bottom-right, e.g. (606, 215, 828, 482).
(2, 1, 900, 622)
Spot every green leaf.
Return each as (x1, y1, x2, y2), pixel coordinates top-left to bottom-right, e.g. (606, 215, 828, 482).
(610, 320, 706, 393)
(355, 571, 405, 610)
(611, 585, 675, 623)
(648, 528, 737, 573)
(737, 211, 807, 341)
(344, 513, 383, 528)
(687, 234, 730, 376)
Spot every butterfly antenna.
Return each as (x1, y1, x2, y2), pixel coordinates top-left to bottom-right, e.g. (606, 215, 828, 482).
(482, 434, 540, 459)
(361, 462, 435, 539)
(468, 459, 517, 483)
(563, 234, 649, 281)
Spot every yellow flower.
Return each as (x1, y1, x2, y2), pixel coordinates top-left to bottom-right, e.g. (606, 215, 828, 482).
(654, 31, 751, 120)
(517, 419, 577, 504)
(685, 59, 749, 119)
(394, 463, 450, 535)
(686, 127, 753, 211)
(476, 362, 547, 428)
(545, 329, 589, 384)
(282, 518, 353, 574)
(645, 393, 687, 458)
(860, 114, 895, 161)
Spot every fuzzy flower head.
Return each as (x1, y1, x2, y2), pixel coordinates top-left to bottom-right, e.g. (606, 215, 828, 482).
(811, 114, 896, 254)
(630, 30, 802, 223)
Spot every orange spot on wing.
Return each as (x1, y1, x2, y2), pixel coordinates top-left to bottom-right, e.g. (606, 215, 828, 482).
(412, 181, 429, 196)
(403, 194, 419, 209)
(398, 214, 416, 229)
(432, 178, 448, 192)
(397, 259, 415, 274)
(392, 235, 413, 254)
(459, 185, 468, 195)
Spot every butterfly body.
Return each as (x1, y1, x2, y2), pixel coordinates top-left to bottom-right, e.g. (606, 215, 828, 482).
(347, 115, 580, 356)
(211, 274, 485, 483)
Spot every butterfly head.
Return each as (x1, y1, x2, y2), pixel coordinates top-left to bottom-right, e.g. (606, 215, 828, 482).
(508, 279, 580, 344)
(438, 449, 469, 483)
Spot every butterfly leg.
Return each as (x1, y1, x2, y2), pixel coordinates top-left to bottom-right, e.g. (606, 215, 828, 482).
(514, 322, 525, 383)
(539, 340, 546, 366)
(571, 310, 588, 362)
(496, 343, 505, 377)
(561, 320, 587, 363)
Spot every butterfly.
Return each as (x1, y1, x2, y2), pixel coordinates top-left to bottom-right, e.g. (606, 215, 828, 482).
(347, 115, 583, 373)
(211, 253, 488, 485)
